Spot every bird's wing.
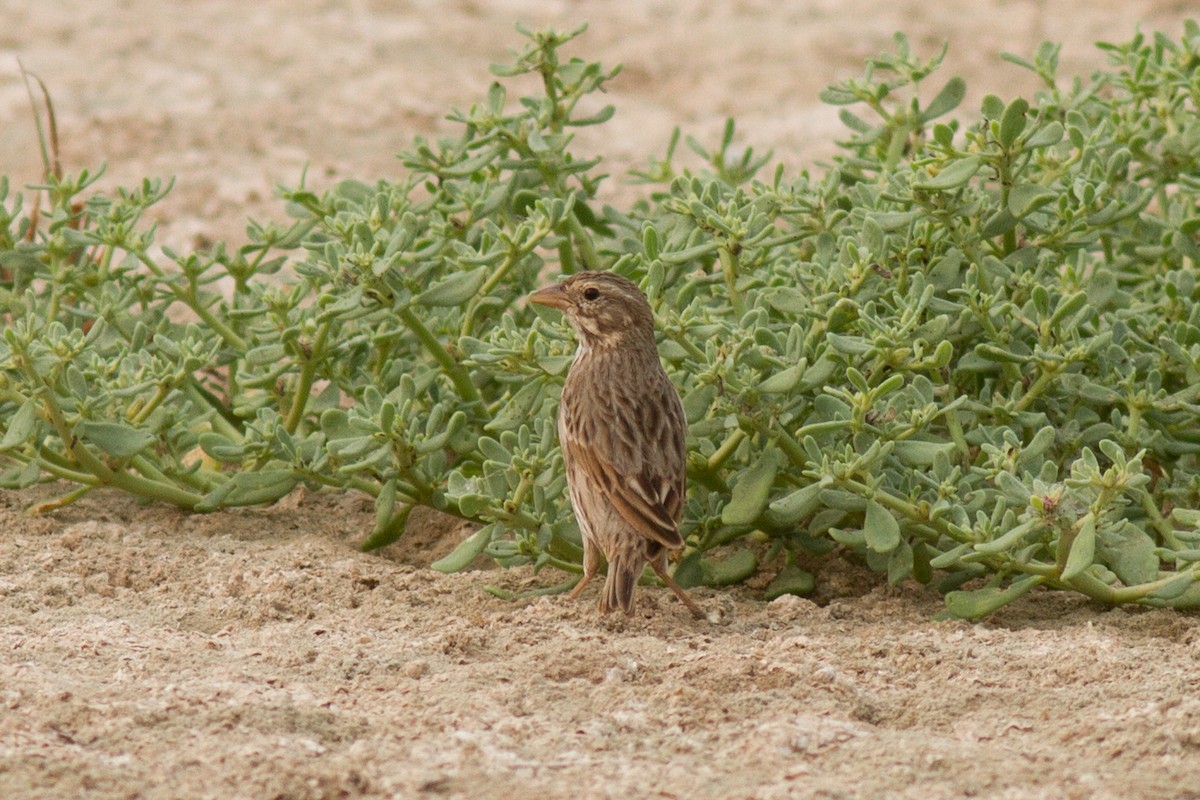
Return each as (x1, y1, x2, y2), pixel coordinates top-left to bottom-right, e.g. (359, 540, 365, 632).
(562, 370, 686, 549)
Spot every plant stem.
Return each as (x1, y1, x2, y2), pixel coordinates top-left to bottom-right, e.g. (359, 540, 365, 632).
(1064, 564, 1200, 605)
(397, 307, 483, 406)
(772, 427, 810, 473)
(285, 320, 331, 434)
(19, 450, 98, 486)
(717, 245, 745, 318)
(184, 379, 243, 442)
(460, 252, 520, 338)
(667, 329, 706, 362)
(26, 484, 94, 513)
(17, 351, 204, 509)
(707, 428, 747, 471)
(137, 251, 248, 351)
(557, 238, 577, 275)
(129, 382, 171, 426)
(945, 408, 970, 458)
(1139, 491, 1182, 550)
(566, 213, 600, 271)
(1014, 365, 1058, 412)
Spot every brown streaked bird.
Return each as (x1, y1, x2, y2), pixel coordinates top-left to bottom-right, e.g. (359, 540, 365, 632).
(529, 271, 704, 619)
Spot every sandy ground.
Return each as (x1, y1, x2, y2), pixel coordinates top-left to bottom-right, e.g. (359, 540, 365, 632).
(3, 2, 1200, 798)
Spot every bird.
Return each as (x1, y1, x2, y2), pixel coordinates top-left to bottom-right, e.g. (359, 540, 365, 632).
(528, 271, 704, 619)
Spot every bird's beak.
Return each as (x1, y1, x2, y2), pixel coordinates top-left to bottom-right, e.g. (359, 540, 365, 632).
(528, 283, 570, 311)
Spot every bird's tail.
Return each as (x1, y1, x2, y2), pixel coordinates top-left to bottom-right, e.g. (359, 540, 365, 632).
(600, 554, 642, 615)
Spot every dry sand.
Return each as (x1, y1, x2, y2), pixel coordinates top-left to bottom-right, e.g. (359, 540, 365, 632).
(3, 2, 1200, 798)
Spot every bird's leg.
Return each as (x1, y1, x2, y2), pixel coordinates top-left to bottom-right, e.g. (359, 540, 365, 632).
(567, 543, 600, 601)
(566, 573, 592, 600)
(651, 560, 706, 620)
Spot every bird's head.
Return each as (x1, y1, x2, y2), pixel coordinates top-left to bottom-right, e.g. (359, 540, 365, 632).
(528, 271, 657, 351)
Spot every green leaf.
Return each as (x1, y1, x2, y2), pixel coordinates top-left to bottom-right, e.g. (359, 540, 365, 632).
(681, 384, 717, 424)
(75, 420, 156, 458)
(892, 439, 955, 467)
(973, 518, 1039, 555)
(477, 436, 510, 464)
(485, 381, 545, 433)
(870, 210, 924, 231)
(65, 365, 87, 398)
(0, 399, 38, 451)
(536, 355, 573, 376)
(226, 469, 298, 505)
(1008, 184, 1056, 218)
(820, 489, 867, 512)
(1097, 525, 1159, 586)
(974, 343, 1031, 363)
(932, 123, 954, 148)
(1060, 515, 1096, 581)
(14, 459, 41, 488)
(432, 523, 498, 572)
(828, 526, 866, 547)
(913, 156, 982, 190)
(796, 355, 839, 391)
(888, 541, 914, 585)
(721, 448, 782, 526)
(838, 108, 871, 132)
(864, 499, 901, 553)
(417, 266, 489, 307)
(360, 499, 412, 551)
(642, 225, 660, 260)
(826, 333, 872, 355)
(759, 360, 806, 394)
(1049, 291, 1088, 328)
(197, 432, 245, 463)
(920, 76, 966, 122)
(862, 215, 885, 255)
(673, 548, 758, 588)
(912, 541, 934, 585)
(768, 481, 824, 524)
(372, 478, 398, 533)
(245, 343, 287, 366)
(196, 469, 298, 511)
(944, 575, 1046, 620)
(981, 208, 1018, 238)
(1024, 121, 1064, 149)
(659, 240, 718, 265)
(998, 97, 1029, 148)
(765, 565, 815, 600)
(1148, 571, 1196, 601)
(929, 542, 971, 569)
(320, 408, 355, 440)
(763, 286, 808, 315)
(1172, 508, 1200, 528)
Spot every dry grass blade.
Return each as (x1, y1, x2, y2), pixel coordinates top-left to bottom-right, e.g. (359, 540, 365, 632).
(18, 59, 62, 182)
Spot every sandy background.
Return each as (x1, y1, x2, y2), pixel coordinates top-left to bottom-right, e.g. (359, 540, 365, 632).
(3, 2, 1200, 798)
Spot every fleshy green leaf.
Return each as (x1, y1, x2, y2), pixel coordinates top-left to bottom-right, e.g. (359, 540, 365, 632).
(1061, 515, 1096, 581)
(0, 399, 38, 451)
(75, 420, 156, 458)
(945, 575, 1046, 620)
(432, 523, 497, 572)
(417, 266, 489, 307)
(864, 499, 901, 554)
(721, 448, 783, 526)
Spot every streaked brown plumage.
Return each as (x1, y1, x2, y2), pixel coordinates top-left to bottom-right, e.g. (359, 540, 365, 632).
(529, 271, 703, 618)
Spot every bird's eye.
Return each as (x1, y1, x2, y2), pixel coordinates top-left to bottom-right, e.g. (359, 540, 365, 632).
(583, 287, 600, 301)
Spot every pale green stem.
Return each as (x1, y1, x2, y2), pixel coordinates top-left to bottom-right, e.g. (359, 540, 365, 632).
(397, 307, 483, 406)
(707, 428, 747, 471)
(284, 321, 331, 435)
(717, 245, 745, 318)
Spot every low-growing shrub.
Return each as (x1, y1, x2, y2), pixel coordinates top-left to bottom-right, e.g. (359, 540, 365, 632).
(3, 22, 1200, 617)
